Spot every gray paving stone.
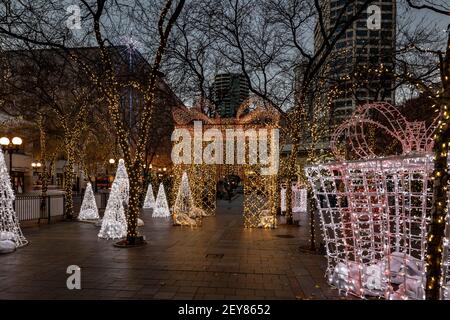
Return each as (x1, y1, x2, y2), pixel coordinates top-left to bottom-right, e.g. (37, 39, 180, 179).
(0, 196, 342, 300)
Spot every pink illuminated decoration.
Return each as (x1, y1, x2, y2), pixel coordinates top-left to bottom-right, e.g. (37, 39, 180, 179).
(292, 186, 307, 213)
(280, 185, 307, 213)
(172, 96, 280, 126)
(331, 102, 439, 160)
(306, 102, 449, 300)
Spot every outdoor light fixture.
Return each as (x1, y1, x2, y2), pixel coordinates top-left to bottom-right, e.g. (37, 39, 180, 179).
(11, 137, 23, 146)
(32, 162, 42, 170)
(0, 137, 10, 146)
(109, 159, 116, 164)
(0, 136, 23, 147)
(1, 136, 23, 183)
(163, 167, 167, 172)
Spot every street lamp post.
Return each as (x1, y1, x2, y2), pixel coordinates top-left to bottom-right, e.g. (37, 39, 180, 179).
(0, 136, 23, 183)
(31, 162, 42, 170)
(31, 161, 42, 184)
(107, 158, 116, 175)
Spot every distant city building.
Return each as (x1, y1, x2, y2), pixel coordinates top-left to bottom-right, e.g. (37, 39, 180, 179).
(315, 0, 396, 124)
(212, 73, 249, 118)
(293, 62, 315, 118)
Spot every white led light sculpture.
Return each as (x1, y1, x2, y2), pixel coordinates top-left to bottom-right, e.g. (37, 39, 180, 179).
(306, 103, 448, 300)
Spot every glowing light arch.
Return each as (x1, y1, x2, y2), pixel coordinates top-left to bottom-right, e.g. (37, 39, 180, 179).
(331, 102, 439, 160)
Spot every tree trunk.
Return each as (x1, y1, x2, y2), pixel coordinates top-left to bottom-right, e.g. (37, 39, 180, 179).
(64, 140, 76, 219)
(426, 139, 449, 299)
(309, 194, 316, 251)
(425, 27, 450, 300)
(285, 143, 298, 225)
(126, 166, 143, 242)
(39, 118, 50, 219)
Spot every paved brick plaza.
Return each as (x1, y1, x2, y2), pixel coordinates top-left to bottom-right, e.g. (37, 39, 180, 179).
(0, 196, 342, 300)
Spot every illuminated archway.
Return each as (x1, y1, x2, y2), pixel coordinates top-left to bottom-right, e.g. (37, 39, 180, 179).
(171, 97, 280, 228)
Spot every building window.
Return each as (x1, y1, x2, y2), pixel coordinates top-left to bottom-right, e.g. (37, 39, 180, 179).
(356, 30, 368, 37)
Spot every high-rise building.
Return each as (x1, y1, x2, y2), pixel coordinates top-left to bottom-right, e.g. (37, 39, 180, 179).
(212, 73, 250, 118)
(315, 0, 396, 124)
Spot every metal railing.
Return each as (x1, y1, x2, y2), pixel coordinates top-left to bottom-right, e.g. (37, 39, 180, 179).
(14, 192, 109, 224)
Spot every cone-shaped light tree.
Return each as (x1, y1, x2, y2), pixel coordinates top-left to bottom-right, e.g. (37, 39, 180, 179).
(143, 183, 155, 209)
(98, 159, 129, 239)
(0, 148, 27, 247)
(173, 172, 195, 216)
(78, 182, 99, 221)
(153, 183, 170, 218)
(172, 171, 201, 226)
